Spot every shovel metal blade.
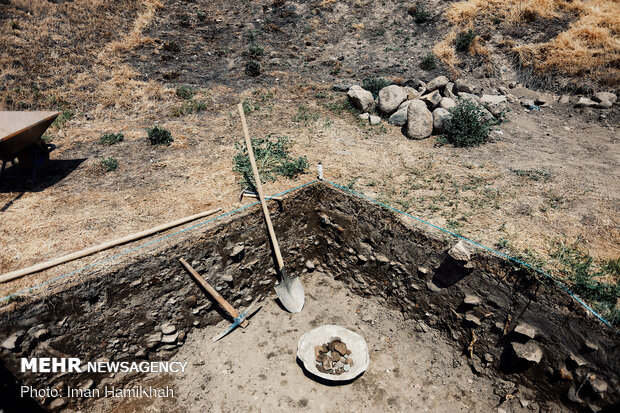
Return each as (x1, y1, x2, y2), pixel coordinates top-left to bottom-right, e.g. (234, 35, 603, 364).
(274, 275, 305, 313)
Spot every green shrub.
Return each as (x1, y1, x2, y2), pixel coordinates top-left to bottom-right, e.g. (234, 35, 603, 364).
(324, 97, 358, 115)
(550, 240, 620, 326)
(147, 125, 174, 146)
(172, 100, 208, 117)
(419, 53, 436, 70)
(361, 77, 392, 97)
(292, 105, 320, 124)
(176, 85, 196, 100)
(510, 168, 552, 182)
(100, 157, 118, 172)
(52, 108, 75, 128)
(443, 98, 493, 147)
(408, 4, 430, 23)
(245, 60, 261, 77)
(245, 44, 265, 58)
(455, 29, 476, 52)
(242, 99, 260, 115)
(100, 132, 124, 145)
(232, 136, 308, 189)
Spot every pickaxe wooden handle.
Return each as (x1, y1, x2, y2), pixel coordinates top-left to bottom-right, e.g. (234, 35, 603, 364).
(180, 258, 248, 328)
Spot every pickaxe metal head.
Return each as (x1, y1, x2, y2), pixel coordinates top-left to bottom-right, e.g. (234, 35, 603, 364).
(239, 189, 283, 203)
(212, 297, 261, 342)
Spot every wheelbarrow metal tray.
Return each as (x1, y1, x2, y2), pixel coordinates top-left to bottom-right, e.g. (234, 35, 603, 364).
(0, 111, 60, 161)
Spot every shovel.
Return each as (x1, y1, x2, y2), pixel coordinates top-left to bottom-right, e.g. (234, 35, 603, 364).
(237, 103, 305, 313)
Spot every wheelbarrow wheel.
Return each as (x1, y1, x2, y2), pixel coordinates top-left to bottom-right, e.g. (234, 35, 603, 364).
(17, 141, 56, 179)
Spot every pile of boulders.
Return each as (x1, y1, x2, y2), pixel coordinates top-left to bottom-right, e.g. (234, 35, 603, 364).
(343, 75, 506, 140)
(337, 75, 617, 140)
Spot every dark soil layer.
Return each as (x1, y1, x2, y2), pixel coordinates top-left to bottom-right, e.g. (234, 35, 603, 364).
(1, 182, 618, 411)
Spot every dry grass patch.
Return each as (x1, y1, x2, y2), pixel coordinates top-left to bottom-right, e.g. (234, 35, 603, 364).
(438, 0, 620, 85)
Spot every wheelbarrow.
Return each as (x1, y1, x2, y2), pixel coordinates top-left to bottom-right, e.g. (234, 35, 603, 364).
(0, 111, 60, 180)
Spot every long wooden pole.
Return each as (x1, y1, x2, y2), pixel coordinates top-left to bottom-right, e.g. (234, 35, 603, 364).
(0, 208, 221, 284)
(237, 103, 285, 271)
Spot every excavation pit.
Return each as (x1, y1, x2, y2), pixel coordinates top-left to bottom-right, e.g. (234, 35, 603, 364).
(1, 182, 618, 412)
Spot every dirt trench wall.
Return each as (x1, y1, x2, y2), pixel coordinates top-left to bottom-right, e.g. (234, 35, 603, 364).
(0, 186, 326, 411)
(313, 185, 620, 410)
(1, 182, 618, 412)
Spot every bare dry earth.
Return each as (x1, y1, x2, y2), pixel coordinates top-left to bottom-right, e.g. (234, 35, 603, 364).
(86, 274, 553, 413)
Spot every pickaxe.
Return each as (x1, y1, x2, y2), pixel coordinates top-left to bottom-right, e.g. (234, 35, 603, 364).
(179, 258, 261, 342)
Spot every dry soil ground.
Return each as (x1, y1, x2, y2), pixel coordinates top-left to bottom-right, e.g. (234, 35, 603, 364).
(85, 274, 553, 413)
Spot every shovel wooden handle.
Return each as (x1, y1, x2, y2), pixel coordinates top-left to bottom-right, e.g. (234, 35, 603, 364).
(180, 258, 248, 327)
(237, 103, 285, 272)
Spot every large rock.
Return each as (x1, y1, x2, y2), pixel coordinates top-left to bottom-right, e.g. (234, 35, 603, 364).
(426, 75, 449, 92)
(510, 341, 543, 365)
(388, 101, 410, 126)
(559, 95, 571, 104)
(458, 92, 481, 103)
(432, 107, 452, 134)
(1, 332, 22, 351)
(454, 79, 475, 94)
(230, 244, 245, 259)
(448, 240, 473, 262)
(332, 83, 353, 92)
(480, 95, 507, 116)
(439, 97, 456, 110)
(378, 85, 408, 115)
(463, 294, 481, 306)
(347, 85, 375, 112)
(421, 90, 442, 108)
(406, 99, 433, 140)
(593, 91, 616, 104)
(161, 323, 176, 335)
(464, 314, 481, 327)
(568, 354, 587, 368)
(403, 86, 421, 100)
(405, 78, 426, 94)
(520, 98, 536, 108)
(480, 106, 495, 122)
(592, 91, 617, 109)
(161, 331, 179, 344)
(443, 82, 456, 99)
(513, 323, 537, 340)
(574, 97, 597, 108)
(459, 94, 495, 121)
